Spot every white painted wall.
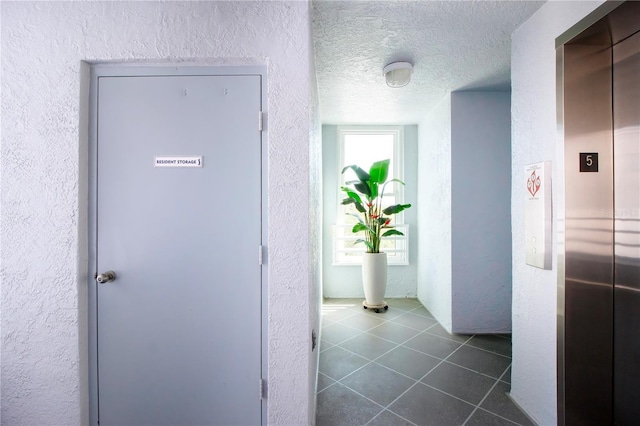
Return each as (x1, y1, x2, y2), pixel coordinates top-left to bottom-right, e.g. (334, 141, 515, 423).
(510, 1, 605, 424)
(308, 15, 322, 424)
(417, 95, 453, 331)
(322, 125, 418, 298)
(0, 1, 318, 424)
(418, 92, 511, 333)
(451, 92, 512, 333)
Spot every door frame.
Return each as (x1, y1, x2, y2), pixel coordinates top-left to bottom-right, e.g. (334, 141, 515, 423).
(87, 64, 268, 425)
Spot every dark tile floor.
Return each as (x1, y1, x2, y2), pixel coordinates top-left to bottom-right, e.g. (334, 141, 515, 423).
(316, 299, 534, 426)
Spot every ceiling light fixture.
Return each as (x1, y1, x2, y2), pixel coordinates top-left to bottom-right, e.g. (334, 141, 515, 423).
(383, 62, 414, 88)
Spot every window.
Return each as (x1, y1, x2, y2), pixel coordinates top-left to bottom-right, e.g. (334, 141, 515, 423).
(333, 126, 409, 265)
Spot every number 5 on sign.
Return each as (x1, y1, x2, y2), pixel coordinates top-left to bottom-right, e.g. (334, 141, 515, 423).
(580, 153, 598, 172)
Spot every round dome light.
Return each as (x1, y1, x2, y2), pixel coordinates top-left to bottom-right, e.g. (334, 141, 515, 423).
(383, 62, 414, 88)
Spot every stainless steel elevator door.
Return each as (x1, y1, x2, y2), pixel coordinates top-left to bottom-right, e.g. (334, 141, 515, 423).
(563, 40, 614, 424)
(560, 2, 640, 424)
(613, 29, 640, 425)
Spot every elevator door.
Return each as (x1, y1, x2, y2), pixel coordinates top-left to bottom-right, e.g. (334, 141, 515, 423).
(561, 2, 640, 423)
(613, 30, 640, 425)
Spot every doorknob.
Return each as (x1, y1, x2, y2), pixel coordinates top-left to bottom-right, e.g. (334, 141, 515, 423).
(96, 270, 116, 284)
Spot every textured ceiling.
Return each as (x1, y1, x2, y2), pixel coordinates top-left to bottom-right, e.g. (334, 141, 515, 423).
(312, 0, 545, 124)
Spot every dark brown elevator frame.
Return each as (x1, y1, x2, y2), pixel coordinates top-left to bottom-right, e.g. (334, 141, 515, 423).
(557, 1, 640, 424)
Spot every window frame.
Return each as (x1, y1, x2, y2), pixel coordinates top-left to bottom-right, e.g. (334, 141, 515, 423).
(333, 125, 409, 266)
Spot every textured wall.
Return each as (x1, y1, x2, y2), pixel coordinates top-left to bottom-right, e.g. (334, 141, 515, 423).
(418, 92, 511, 333)
(510, 1, 605, 424)
(322, 125, 418, 298)
(312, 0, 544, 124)
(417, 95, 453, 331)
(451, 92, 512, 333)
(307, 8, 322, 422)
(0, 1, 315, 424)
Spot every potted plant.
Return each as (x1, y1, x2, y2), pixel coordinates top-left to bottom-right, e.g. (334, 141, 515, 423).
(341, 159, 411, 312)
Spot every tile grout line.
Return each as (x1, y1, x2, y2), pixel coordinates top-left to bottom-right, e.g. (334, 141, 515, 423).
(365, 327, 513, 422)
(319, 301, 518, 426)
(338, 302, 512, 356)
(463, 339, 514, 358)
(329, 314, 466, 378)
(359, 320, 470, 348)
(326, 306, 432, 426)
(321, 338, 508, 386)
(461, 362, 514, 426)
(321, 328, 410, 387)
(327, 330, 417, 385)
(321, 319, 509, 394)
(363, 406, 420, 426)
(328, 311, 442, 354)
(376, 335, 473, 418)
(334, 346, 517, 424)
(320, 305, 449, 424)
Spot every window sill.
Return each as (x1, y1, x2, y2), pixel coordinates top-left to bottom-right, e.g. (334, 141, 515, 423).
(331, 261, 410, 267)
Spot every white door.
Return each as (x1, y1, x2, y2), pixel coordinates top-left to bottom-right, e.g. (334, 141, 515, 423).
(95, 73, 263, 425)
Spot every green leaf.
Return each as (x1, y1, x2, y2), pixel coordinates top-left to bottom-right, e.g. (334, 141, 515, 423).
(382, 229, 405, 237)
(354, 182, 371, 197)
(379, 178, 405, 198)
(341, 198, 366, 212)
(369, 159, 390, 184)
(341, 197, 355, 205)
(340, 187, 363, 205)
(352, 222, 377, 236)
(387, 178, 405, 186)
(369, 181, 378, 200)
(355, 239, 375, 252)
(341, 164, 370, 182)
(352, 223, 369, 233)
(347, 213, 364, 224)
(383, 203, 412, 215)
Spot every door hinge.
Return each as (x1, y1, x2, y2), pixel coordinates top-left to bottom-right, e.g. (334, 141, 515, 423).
(260, 378, 266, 400)
(258, 111, 265, 132)
(259, 245, 264, 265)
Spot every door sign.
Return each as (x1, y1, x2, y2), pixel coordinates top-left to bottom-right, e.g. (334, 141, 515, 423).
(525, 161, 552, 270)
(579, 152, 599, 172)
(154, 156, 203, 167)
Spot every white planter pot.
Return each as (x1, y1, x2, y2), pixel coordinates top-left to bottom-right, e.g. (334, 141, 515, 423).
(362, 252, 387, 306)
